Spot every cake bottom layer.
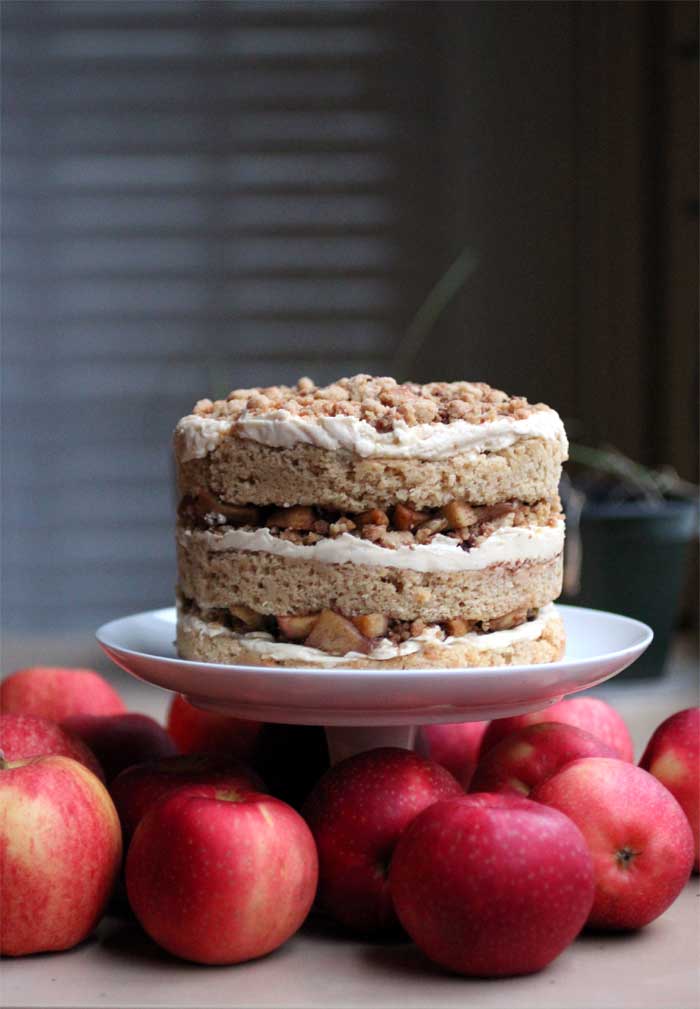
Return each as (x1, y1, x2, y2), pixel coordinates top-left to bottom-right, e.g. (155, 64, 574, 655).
(176, 604, 565, 670)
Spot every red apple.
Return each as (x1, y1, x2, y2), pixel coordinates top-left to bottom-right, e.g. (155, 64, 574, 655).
(419, 720, 488, 788)
(126, 785, 317, 964)
(110, 753, 265, 843)
(1, 667, 125, 721)
(302, 747, 462, 934)
(62, 713, 178, 783)
(0, 712, 104, 780)
(640, 708, 699, 871)
(532, 757, 694, 929)
(470, 722, 618, 796)
(389, 793, 594, 976)
(167, 693, 261, 760)
(0, 754, 122, 955)
(481, 697, 634, 762)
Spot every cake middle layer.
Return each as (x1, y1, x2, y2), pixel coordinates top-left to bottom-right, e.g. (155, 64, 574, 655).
(176, 517, 564, 622)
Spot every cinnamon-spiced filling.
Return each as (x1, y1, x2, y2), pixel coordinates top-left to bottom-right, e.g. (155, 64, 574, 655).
(179, 596, 540, 657)
(178, 492, 562, 551)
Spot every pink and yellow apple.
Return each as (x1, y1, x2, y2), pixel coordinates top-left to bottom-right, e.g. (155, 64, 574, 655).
(532, 757, 694, 929)
(389, 793, 594, 976)
(167, 693, 261, 761)
(419, 720, 487, 788)
(110, 753, 265, 843)
(1, 667, 125, 721)
(126, 784, 317, 964)
(62, 713, 177, 783)
(0, 754, 122, 956)
(640, 707, 699, 871)
(480, 697, 634, 762)
(470, 721, 617, 796)
(0, 712, 104, 780)
(302, 747, 462, 934)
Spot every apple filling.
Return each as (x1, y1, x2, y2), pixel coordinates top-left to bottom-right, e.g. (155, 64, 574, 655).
(179, 597, 540, 657)
(178, 492, 561, 551)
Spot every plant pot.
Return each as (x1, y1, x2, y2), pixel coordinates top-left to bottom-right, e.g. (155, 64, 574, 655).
(563, 498, 698, 678)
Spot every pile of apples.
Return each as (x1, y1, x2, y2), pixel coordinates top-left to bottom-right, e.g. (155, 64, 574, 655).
(1, 666, 697, 978)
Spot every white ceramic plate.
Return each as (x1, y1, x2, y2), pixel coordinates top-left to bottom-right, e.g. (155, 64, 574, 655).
(96, 604, 652, 728)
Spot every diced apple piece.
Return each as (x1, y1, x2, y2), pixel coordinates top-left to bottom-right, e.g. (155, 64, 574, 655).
(305, 610, 371, 656)
(478, 500, 517, 522)
(415, 517, 449, 542)
(277, 614, 320, 640)
(441, 500, 479, 529)
(229, 605, 266, 630)
(483, 609, 528, 632)
(187, 490, 260, 525)
(355, 509, 390, 527)
(266, 506, 316, 530)
(219, 503, 261, 525)
(351, 613, 389, 638)
(444, 617, 470, 637)
(393, 503, 428, 530)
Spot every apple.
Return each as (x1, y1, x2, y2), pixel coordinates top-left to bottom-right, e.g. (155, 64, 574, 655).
(0, 754, 122, 955)
(419, 720, 488, 788)
(62, 713, 177, 783)
(167, 693, 261, 760)
(470, 722, 618, 796)
(389, 793, 594, 976)
(0, 712, 104, 780)
(640, 708, 699, 871)
(480, 697, 634, 762)
(302, 747, 462, 934)
(110, 753, 265, 843)
(532, 757, 694, 929)
(0, 667, 125, 721)
(126, 784, 318, 964)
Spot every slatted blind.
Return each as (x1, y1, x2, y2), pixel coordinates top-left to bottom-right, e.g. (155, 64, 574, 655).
(1, 0, 437, 633)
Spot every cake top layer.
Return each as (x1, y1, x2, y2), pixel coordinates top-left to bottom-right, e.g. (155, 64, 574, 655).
(191, 374, 549, 431)
(176, 374, 568, 463)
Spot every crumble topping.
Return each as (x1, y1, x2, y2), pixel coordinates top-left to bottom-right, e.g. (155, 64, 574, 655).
(190, 374, 550, 431)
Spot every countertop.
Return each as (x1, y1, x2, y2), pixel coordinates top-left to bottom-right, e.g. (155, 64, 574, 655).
(2, 635, 698, 1009)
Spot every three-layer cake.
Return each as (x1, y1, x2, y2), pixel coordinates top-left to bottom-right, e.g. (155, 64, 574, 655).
(174, 375, 568, 668)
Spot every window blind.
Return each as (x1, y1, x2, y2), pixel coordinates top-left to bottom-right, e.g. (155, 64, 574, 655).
(1, 0, 437, 633)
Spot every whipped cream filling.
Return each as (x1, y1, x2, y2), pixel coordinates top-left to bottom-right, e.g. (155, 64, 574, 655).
(179, 604, 556, 666)
(176, 410, 568, 462)
(178, 520, 565, 573)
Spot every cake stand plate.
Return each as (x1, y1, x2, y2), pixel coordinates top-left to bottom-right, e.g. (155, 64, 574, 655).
(97, 605, 652, 762)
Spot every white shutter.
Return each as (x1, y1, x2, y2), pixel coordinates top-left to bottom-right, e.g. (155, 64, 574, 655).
(2, 1, 435, 632)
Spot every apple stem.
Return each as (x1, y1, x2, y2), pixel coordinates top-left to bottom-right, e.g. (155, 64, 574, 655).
(616, 846, 641, 869)
(0, 750, 9, 771)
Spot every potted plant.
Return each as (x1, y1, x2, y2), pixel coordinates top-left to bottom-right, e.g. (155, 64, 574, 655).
(561, 446, 698, 678)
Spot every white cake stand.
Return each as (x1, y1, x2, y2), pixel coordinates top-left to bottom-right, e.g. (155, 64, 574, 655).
(96, 604, 652, 764)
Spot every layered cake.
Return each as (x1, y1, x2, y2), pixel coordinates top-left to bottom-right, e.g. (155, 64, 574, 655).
(174, 375, 568, 669)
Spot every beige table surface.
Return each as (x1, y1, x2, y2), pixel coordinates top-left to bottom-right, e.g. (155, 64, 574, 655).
(2, 635, 698, 1009)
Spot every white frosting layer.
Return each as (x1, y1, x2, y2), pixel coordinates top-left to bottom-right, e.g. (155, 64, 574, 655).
(177, 409, 567, 462)
(180, 604, 556, 666)
(177, 416, 233, 462)
(178, 520, 565, 573)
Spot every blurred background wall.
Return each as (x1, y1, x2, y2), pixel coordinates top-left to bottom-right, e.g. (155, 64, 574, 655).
(1, 1, 697, 659)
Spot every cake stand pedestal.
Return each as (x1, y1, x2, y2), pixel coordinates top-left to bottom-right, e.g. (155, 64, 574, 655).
(324, 725, 417, 763)
(97, 604, 652, 764)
